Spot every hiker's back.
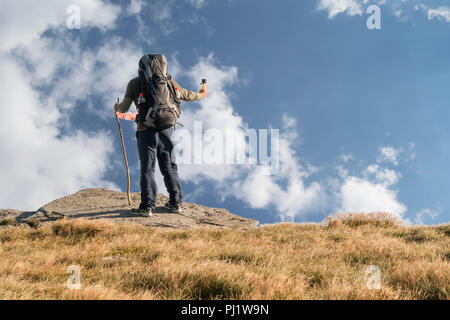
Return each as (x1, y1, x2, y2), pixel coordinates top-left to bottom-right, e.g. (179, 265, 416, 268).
(136, 54, 181, 132)
(125, 77, 153, 107)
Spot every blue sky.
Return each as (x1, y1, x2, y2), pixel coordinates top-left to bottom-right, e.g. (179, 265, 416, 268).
(1, 0, 449, 225)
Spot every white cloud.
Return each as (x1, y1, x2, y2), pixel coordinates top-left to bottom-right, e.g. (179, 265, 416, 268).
(143, 0, 177, 35)
(375, 168, 401, 186)
(174, 53, 242, 183)
(46, 37, 142, 116)
(411, 4, 450, 23)
(229, 123, 327, 220)
(170, 54, 326, 220)
(317, 0, 364, 18)
(364, 164, 401, 187)
(0, 1, 139, 210)
(13, 33, 142, 119)
(316, 0, 450, 24)
(339, 175, 406, 217)
(234, 115, 326, 220)
(414, 209, 438, 225)
(0, 0, 218, 211)
(0, 57, 117, 210)
(378, 146, 400, 166)
(336, 151, 407, 217)
(0, 0, 121, 52)
(427, 6, 450, 22)
(127, 0, 144, 15)
(337, 165, 349, 179)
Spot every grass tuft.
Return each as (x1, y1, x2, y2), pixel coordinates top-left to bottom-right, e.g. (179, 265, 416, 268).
(435, 224, 450, 237)
(215, 251, 259, 265)
(163, 231, 190, 241)
(51, 219, 113, 239)
(0, 217, 16, 226)
(326, 212, 403, 229)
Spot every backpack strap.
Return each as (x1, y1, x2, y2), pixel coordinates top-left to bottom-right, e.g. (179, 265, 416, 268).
(135, 78, 149, 124)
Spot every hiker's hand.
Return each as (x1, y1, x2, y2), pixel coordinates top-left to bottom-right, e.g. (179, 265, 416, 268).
(199, 89, 207, 99)
(114, 100, 121, 112)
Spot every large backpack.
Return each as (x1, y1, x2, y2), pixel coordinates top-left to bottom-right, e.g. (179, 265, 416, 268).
(136, 54, 181, 131)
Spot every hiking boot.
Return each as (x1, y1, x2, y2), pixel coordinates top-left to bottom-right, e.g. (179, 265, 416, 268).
(164, 202, 182, 213)
(130, 207, 153, 217)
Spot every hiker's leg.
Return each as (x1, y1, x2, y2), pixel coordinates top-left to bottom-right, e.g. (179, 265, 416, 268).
(157, 128, 183, 205)
(136, 129, 158, 209)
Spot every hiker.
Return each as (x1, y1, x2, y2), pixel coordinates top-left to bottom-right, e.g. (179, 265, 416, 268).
(114, 54, 207, 217)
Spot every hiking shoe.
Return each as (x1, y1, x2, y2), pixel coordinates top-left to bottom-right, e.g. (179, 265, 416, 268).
(130, 207, 153, 217)
(164, 202, 182, 213)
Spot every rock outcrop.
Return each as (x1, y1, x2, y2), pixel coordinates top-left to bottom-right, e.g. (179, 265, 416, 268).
(0, 188, 259, 229)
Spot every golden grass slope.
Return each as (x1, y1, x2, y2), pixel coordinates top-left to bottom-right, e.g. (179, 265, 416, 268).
(0, 213, 448, 300)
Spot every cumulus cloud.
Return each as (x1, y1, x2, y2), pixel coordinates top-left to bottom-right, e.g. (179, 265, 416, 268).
(0, 59, 116, 207)
(0, 0, 140, 210)
(334, 144, 407, 218)
(0, 0, 121, 52)
(173, 53, 242, 182)
(49, 38, 142, 115)
(317, 0, 364, 18)
(336, 161, 406, 217)
(230, 116, 326, 220)
(14, 35, 142, 114)
(170, 54, 326, 220)
(339, 176, 406, 216)
(364, 164, 401, 187)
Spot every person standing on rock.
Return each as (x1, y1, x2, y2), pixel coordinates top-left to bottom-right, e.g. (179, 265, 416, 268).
(114, 54, 207, 217)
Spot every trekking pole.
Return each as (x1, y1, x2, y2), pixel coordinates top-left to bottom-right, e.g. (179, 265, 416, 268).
(115, 98, 132, 206)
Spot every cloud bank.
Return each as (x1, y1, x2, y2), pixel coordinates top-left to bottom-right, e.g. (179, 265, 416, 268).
(0, 0, 140, 210)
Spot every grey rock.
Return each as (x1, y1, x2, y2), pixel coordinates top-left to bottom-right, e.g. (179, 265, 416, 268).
(2, 188, 259, 230)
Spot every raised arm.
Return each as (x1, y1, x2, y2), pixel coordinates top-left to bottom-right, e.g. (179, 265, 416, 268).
(171, 78, 207, 101)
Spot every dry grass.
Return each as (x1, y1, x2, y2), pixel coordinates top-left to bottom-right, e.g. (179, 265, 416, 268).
(0, 214, 448, 300)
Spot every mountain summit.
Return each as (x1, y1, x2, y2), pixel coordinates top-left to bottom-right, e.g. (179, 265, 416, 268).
(0, 188, 259, 229)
